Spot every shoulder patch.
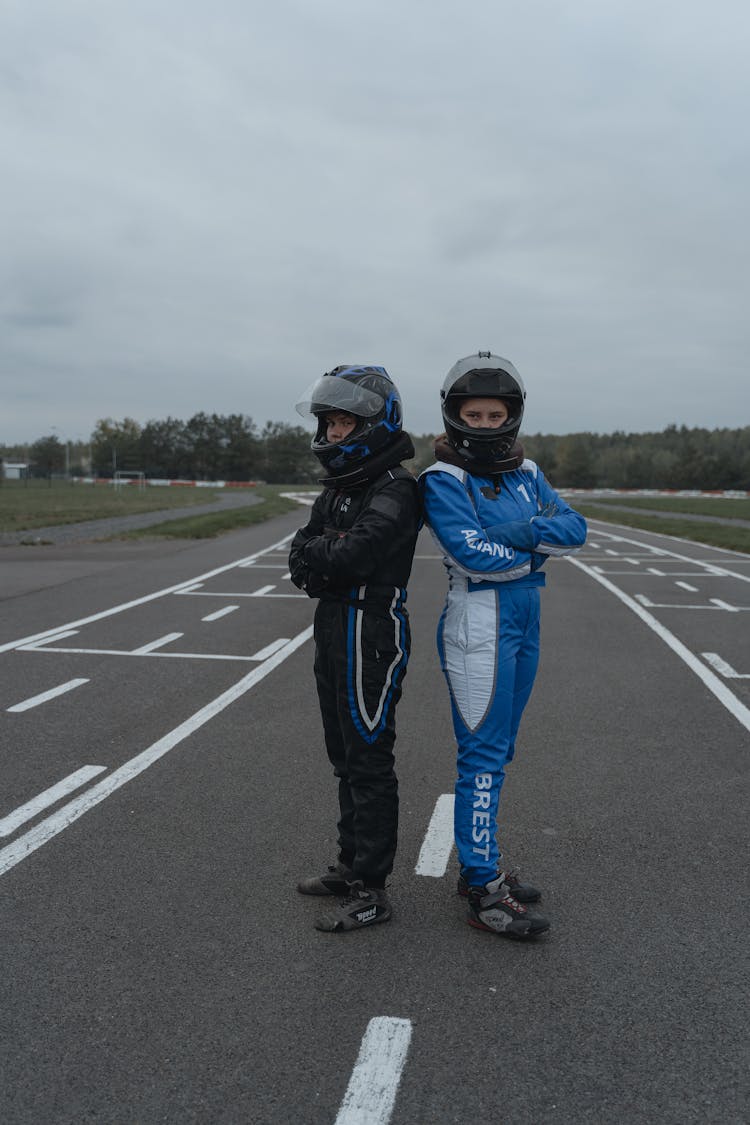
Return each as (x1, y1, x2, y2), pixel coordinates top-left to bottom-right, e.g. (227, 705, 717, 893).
(369, 493, 402, 521)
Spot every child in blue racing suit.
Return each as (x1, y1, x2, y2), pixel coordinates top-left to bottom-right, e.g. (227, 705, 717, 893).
(420, 352, 586, 939)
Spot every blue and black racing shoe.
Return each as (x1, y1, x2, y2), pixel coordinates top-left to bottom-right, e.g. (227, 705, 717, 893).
(466, 876, 550, 939)
(457, 867, 541, 903)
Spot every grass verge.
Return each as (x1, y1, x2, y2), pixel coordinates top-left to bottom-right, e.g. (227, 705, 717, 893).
(0, 479, 228, 531)
(577, 495, 749, 519)
(575, 503, 750, 553)
(109, 487, 314, 539)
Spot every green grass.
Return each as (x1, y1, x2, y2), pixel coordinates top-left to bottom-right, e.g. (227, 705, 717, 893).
(575, 503, 750, 553)
(0, 478, 230, 531)
(578, 494, 750, 519)
(112, 486, 311, 539)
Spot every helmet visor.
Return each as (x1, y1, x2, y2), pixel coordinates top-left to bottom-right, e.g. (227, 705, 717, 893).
(295, 375, 384, 420)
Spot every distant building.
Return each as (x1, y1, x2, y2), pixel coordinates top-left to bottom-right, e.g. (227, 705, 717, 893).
(2, 461, 28, 479)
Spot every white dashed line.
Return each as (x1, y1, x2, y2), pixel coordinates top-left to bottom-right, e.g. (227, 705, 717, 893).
(415, 794, 455, 877)
(251, 585, 275, 596)
(675, 582, 699, 592)
(202, 606, 240, 622)
(131, 633, 184, 654)
(335, 1017, 413, 1125)
(7, 678, 90, 713)
(701, 653, 750, 678)
(250, 638, 291, 661)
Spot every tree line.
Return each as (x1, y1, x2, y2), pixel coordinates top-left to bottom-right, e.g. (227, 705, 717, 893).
(2, 416, 748, 490)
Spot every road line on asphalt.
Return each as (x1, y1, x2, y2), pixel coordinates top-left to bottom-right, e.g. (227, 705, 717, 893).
(6, 678, 90, 713)
(586, 525, 750, 581)
(568, 557, 750, 733)
(702, 653, 750, 679)
(676, 582, 699, 592)
(250, 638, 291, 661)
(0, 767, 106, 837)
(201, 606, 240, 622)
(131, 632, 184, 654)
(335, 1017, 412, 1125)
(0, 532, 297, 655)
(415, 794, 454, 877)
(250, 585, 275, 596)
(0, 626, 314, 878)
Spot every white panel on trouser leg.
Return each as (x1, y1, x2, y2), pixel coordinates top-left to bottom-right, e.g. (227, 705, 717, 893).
(443, 587, 498, 731)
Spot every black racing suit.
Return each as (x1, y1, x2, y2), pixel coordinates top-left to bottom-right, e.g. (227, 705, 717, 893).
(289, 465, 420, 888)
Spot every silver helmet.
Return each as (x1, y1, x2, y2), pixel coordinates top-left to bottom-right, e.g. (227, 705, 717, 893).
(441, 351, 526, 464)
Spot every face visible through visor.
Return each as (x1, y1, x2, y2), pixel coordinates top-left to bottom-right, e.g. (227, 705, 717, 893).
(295, 375, 384, 421)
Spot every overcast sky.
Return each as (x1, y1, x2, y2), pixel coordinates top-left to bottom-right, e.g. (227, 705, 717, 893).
(2, 0, 748, 447)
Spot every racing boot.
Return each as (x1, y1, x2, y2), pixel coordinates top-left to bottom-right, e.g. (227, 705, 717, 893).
(466, 875, 550, 939)
(314, 881, 392, 932)
(297, 861, 353, 896)
(457, 866, 541, 904)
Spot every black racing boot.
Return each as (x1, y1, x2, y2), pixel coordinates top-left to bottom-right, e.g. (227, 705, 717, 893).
(314, 882, 392, 932)
(457, 867, 541, 903)
(466, 875, 550, 939)
(297, 861, 353, 896)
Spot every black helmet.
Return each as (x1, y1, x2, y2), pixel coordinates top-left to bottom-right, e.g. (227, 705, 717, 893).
(441, 351, 526, 465)
(295, 364, 403, 474)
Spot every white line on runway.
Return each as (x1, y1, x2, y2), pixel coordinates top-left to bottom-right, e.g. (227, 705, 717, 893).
(249, 638, 291, 660)
(174, 589, 306, 599)
(16, 644, 275, 663)
(415, 794, 455, 877)
(701, 653, 750, 679)
(7, 678, 90, 713)
(335, 1017, 412, 1125)
(131, 632, 184, 654)
(676, 582, 699, 592)
(0, 532, 297, 655)
(0, 627, 314, 877)
(710, 598, 740, 612)
(568, 558, 750, 734)
(201, 606, 240, 622)
(0, 766, 106, 837)
(251, 585, 275, 596)
(587, 527, 750, 581)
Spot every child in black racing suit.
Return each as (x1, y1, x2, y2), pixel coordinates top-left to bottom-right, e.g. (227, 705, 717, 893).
(289, 365, 420, 932)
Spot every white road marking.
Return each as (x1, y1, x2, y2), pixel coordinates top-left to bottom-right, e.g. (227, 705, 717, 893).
(335, 1017, 412, 1125)
(624, 558, 640, 565)
(0, 766, 106, 837)
(0, 532, 297, 655)
(238, 562, 288, 569)
(0, 626, 314, 878)
(676, 582, 699, 592)
(568, 558, 750, 733)
(710, 598, 740, 612)
(17, 644, 275, 663)
(174, 589, 306, 599)
(587, 526, 750, 581)
(18, 631, 80, 651)
(647, 568, 665, 575)
(251, 585, 275, 596)
(131, 632, 184, 654)
(201, 605, 240, 622)
(250, 638, 291, 661)
(701, 653, 750, 679)
(415, 794, 455, 877)
(7, 678, 90, 713)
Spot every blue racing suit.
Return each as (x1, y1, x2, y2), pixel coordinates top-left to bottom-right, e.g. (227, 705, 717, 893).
(419, 457, 587, 886)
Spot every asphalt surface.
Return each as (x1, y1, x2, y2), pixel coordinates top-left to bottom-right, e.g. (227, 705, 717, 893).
(1, 510, 748, 1124)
